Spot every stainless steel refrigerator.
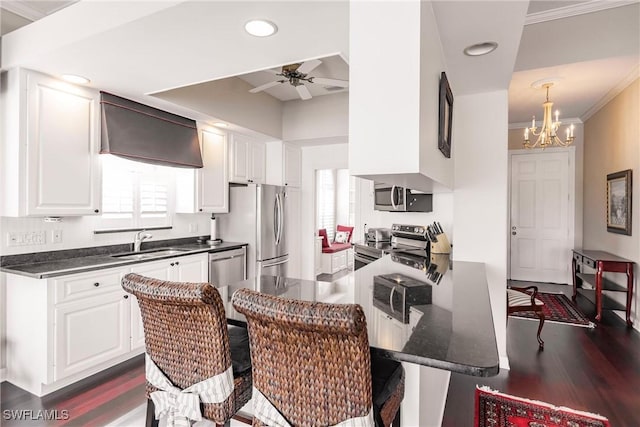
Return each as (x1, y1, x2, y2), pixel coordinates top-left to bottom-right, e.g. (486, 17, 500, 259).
(219, 184, 288, 280)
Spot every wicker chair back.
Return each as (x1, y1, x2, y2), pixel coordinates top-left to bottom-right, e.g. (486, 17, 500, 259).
(232, 287, 373, 426)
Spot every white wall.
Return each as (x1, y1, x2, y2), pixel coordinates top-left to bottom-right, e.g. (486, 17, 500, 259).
(453, 90, 509, 368)
(283, 92, 348, 142)
(299, 143, 349, 280)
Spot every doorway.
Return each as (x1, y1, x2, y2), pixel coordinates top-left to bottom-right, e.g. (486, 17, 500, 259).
(509, 149, 575, 284)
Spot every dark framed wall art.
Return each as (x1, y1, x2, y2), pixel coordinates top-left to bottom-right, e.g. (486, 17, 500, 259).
(606, 169, 632, 235)
(438, 71, 453, 159)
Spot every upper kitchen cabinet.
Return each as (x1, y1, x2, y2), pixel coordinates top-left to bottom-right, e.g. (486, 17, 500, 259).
(265, 141, 302, 187)
(228, 133, 265, 184)
(176, 128, 229, 213)
(1, 68, 102, 216)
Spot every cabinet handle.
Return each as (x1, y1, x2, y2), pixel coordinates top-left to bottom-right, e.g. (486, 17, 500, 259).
(123, 295, 129, 299)
(199, 208, 203, 212)
(170, 263, 175, 267)
(175, 261, 180, 265)
(93, 282, 100, 287)
(94, 209, 100, 213)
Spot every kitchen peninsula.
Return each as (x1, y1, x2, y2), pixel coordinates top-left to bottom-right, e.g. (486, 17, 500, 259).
(222, 254, 500, 426)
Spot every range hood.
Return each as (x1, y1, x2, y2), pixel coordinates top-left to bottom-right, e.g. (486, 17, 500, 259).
(100, 92, 203, 168)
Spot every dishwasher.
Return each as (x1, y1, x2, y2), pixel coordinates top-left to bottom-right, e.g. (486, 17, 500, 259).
(208, 247, 247, 288)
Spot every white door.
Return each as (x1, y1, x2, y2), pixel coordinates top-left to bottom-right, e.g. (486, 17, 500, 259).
(198, 129, 229, 213)
(510, 151, 571, 283)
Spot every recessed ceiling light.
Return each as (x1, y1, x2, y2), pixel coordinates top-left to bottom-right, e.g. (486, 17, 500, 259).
(245, 19, 277, 37)
(214, 122, 229, 128)
(463, 41, 498, 57)
(61, 74, 90, 84)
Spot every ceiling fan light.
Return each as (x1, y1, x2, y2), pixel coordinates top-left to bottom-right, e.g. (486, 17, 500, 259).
(245, 20, 278, 37)
(61, 74, 90, 84)
(463, 41, 498, 56)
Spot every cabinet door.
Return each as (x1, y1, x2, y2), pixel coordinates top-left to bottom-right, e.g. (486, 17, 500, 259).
(174, 254, 209, 283)
(130, 259, 172, 281)
(130, 295, 146, 350)
(26, 71, 101, 216)
(284, 144, 302, 187)
(229, 134, 249, 183)
(249, 141, 266, 184)
(54, 292, 129, 380)
(198, 129, 229, 213)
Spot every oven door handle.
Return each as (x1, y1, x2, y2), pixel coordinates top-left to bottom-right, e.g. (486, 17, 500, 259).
(389, 286, 396, 313)
(355, 254, 377, 264)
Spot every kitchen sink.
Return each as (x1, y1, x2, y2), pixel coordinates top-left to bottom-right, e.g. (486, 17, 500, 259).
(111, 248, 191, 261)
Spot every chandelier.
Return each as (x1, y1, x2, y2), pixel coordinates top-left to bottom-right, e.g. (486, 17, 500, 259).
(523, 83, 575, 149)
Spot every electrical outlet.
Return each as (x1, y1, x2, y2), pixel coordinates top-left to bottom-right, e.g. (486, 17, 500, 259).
(52, 229, 63, 243)
(8, 231, 46, 246)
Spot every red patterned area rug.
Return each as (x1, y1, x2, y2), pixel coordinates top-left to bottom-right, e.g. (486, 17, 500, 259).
(475, 386, 611, 427)
(510, 291, 595, 328)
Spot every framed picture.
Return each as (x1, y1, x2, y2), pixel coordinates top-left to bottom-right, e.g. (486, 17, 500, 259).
(438, 71, 453, 158)
(606, 169, 632, 235)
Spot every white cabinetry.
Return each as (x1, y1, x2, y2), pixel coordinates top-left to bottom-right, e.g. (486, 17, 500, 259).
(5, 253, 209, 396)
(284, 144, 302, 187)
(315, 236, 324, 277)
(229, 133, 265, 184)
(176, 128, 228, 213)
(321, 249, 351, 274)
(265, 141, 302, 187)
(1, 68, 101, 216)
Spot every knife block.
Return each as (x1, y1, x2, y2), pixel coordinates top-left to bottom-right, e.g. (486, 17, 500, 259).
(430, 233, 451, 254)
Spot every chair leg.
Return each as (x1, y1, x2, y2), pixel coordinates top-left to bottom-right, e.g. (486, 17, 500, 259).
(536, 311, 545, 350)
(145, 399, 159, 427)
(392, 407, 401, 427)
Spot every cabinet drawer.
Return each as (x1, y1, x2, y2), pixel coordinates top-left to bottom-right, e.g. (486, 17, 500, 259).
(572, 252, 582, 264)
(54, 268, 123, 304)
(583, 257, 596, 269)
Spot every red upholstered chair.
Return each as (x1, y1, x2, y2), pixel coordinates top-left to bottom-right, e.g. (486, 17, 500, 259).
(507, 286, 545, 349)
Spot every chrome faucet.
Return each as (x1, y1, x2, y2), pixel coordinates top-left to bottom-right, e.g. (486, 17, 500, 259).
(133, 230, 152, 252)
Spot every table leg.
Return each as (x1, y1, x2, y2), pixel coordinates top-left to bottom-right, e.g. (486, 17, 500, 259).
(595, 262, 603, 322)
(626, 264, 634, 327)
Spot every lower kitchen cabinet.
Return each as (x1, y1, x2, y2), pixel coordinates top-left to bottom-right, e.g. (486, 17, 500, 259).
(54, 291, 130, 380)
(4, 253, 208, 397)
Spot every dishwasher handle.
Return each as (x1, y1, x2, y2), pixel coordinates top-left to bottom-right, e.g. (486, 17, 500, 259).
(208, 247, 246, 262)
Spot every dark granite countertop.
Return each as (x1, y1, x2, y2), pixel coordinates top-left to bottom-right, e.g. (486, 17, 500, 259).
(0, 239, 247, 279)
(221, 255, 499, 377)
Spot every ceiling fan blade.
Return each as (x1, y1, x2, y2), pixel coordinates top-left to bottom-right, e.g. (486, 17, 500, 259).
(297, 59, 322, 74)
(296, 85, 312, 100)
(312, 77, 349, 88)
(249, 80, 284, 93)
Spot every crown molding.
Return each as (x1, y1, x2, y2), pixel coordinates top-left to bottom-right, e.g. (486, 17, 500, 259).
(525, 0, 639, 25)
(509, 118, 583, 130)
(581, 64, 640, 122)
(1, 1, 44, 21)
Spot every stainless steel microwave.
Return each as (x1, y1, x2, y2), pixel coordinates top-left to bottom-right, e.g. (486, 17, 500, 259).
(374, 183, 433, 212)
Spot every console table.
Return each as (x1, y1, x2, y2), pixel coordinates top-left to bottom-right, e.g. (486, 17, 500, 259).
(572, 249, 634, 326)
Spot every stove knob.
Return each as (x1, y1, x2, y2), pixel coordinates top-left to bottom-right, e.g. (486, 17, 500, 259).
(418, 227, 424, 233)
(393, 225, 398, 230)
(414, 227, 419, 232)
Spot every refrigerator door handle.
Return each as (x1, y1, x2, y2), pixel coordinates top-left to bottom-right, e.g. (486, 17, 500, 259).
(273, 193, 279, 245)
(261, 256, 289, 268)
(275, 193, 282, 245)
(277, 192, 283, 245)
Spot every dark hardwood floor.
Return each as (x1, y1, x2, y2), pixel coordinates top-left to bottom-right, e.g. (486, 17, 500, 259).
(1, 282, 639, 426)
(443, 282, 640, 426)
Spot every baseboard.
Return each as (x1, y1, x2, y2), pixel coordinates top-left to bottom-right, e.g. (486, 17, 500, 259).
(499, 355, 510, 371)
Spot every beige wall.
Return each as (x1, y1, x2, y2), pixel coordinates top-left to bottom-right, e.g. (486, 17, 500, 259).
(584, 78, 639, 329)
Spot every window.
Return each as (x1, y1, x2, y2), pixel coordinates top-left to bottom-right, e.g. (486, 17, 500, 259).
(100, 155, 174, 229)
(316, 168, 353, 241)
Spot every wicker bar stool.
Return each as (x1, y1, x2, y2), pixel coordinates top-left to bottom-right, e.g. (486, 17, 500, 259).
(122, 273, 252, 427)
(232, 288, 405, 427)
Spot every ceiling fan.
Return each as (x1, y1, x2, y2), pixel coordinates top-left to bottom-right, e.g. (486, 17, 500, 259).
(248, 59, 349, 100)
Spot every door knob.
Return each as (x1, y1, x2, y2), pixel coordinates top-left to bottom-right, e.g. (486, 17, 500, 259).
(512, 231, 517, 235)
